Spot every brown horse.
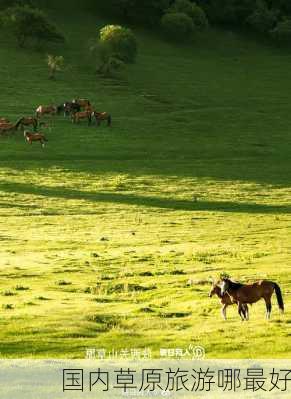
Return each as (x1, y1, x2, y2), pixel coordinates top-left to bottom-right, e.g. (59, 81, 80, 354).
(36, 105, 57, 118)
(0, 118, 10, 123)
(71, 110, 92, 125)
(209, 282, 249, 320)
(0, 123, 17, 136)
(92, 111, 111, 127)
(16, 117, 38, 131)
(221, 278, 284, 320)
(24, 131, 48, 147)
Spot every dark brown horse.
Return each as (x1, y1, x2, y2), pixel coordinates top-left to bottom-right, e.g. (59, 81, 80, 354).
(209, 282, 249, 320)
(72, 98, 91, 108)
(16, 116, 38, 131)
(92, 111, 111, 127)
(221, 278, 284, 320)
(24, 131, 48, 147)
(57, 102, 81, 116)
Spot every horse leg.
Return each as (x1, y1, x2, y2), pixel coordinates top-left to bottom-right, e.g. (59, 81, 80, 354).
(241, 304, 249, 321)
(265, 297, 272, 320)
(238, 302, 245, 321)
(244, 304, 249, 321)
(221, 304, 227, 320)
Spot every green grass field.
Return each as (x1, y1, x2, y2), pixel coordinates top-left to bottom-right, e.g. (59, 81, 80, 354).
(0, 5, 290, 359)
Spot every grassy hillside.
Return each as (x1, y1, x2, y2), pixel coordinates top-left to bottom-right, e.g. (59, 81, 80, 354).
(0, 6, 290, 358)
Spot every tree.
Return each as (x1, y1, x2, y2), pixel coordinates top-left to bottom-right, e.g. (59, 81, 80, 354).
(271, 19, 291, 43)
(161, 12, 195, 42)
(246, 0, 278, 33)
(47, 54, 64, 79)
(1, 5, 64, 48)
(91, 25, 137, 77)
(94, 0, 171, 26)
(99, 25, 137, 63)
(167, 0, 209, 30)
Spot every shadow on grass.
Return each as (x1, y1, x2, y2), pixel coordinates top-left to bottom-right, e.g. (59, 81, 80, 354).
(0, 182, 290, 214)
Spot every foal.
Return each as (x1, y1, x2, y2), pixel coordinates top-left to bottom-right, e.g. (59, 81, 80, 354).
(209, 283, 249, 320)
(221, 278, 284, 320)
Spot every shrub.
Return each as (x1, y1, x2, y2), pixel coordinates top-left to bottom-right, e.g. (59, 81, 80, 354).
(99, 24, 137, 63)
(270, 19, 291, 43)
(168, 0, 208, 29)
(246, 1, 278, 33)
(47, 54, 64, 79)
(161, 12, 195, 41)
(1, 5, 64, 48)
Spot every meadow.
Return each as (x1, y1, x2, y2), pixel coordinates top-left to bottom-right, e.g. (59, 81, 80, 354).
(0, 5, 290, 358)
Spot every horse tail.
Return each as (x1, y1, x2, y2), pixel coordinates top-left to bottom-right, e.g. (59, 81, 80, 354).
(44, 136, 48, 142)
(15, 118, 23, 129)
(108, 114, 112, 126)
(273, 282, 284, 312)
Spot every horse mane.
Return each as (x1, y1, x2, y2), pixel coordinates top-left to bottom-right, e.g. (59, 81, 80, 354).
(227, 279, 244, 291)
(15, 117, 24, 128)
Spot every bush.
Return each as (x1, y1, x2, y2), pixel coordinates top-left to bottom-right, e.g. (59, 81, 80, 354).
(168, 0, 208, 29)
(271, 19, 291, 43)
(47, 54, 64, 79)
(99, 24, 137, 63)
(246, 1, 278, 33)
(0, 5, 64, 48)
(161, 12, 195, 41)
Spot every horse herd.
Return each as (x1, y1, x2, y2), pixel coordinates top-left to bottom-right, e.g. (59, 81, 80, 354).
(209, 277, 284, 321)
(0, 98, 111, 148)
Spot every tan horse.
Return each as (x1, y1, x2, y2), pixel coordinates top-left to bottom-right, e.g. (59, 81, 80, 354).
(24, 131, 48, 147)
(209, 282, 249, 320)
(221, 278, 284, 320)
(71, 110, 92, 125)
(36, 105, 57, 118)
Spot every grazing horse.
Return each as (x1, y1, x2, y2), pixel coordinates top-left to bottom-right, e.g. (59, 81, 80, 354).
(72, 98, 91, 108)
(92, 111, 111, 127)
(221, 278, 284, 320)
(71, 110, 92, 125)
(15, 117, 38, 131)
(209, 282, 249, 320)
(0, 123, 17, 136)
(36, 105, 57, 118)
(24, 131, 48, 147)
